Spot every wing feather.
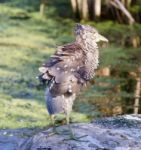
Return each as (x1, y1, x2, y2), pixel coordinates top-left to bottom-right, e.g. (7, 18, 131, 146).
(39, 43, 84, 80)
(38, 42, 87, 96)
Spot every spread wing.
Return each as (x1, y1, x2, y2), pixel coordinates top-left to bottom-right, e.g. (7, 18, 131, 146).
(38, 42, 88, 98)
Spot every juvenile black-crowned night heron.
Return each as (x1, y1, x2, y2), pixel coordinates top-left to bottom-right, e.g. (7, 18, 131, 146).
(38, 24, 108, 140)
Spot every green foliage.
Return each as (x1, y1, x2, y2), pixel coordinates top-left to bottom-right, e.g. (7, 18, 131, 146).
(100, 46, 141, 72)
(45, 0, 72, 18)
(4, 0, 72, 17)
(2, 0, 40, 11)
(129, 5, 141, 14)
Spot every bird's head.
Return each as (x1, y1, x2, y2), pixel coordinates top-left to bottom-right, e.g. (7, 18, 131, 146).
(74, 24, 108, 44)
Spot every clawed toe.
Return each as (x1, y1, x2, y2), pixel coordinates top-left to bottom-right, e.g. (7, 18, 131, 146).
(64, 134, 88, 142)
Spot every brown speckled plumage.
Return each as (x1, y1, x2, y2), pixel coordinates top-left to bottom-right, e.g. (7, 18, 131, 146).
(38, 24, 108, 115)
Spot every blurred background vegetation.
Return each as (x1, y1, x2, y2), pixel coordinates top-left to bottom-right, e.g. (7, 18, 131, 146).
(0, 0, 141, 129)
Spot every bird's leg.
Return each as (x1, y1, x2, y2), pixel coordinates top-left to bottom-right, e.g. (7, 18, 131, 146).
(50, 115, 61, 135)
(47, 114, 67, 137)
(66, 113, 75, 137)
(64, 113, 88, 142)
(45, 115, 57, 137)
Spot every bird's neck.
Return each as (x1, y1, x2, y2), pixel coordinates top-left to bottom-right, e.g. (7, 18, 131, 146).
(76, 36, 99, 80)
(76, 35, 98, 51)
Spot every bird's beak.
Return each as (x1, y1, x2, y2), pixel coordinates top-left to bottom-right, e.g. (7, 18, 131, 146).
(97, 34, 108, 43)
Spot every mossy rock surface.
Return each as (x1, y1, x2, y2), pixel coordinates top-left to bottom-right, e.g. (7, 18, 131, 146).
(0, 115, 141, 150)
(93, 114, 141, 129)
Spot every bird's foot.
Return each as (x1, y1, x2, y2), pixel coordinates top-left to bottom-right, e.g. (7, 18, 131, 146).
(64, 133, 88, 142)
(45, 126, 62, 138)
(58, 128, 70, 135)
(46, 132, 55, 137)
(53, 126, 62, 135)
(52, 127, 70, 135)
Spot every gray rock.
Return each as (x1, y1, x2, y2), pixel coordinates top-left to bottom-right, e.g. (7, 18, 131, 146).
(0, 115, 141, 150)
